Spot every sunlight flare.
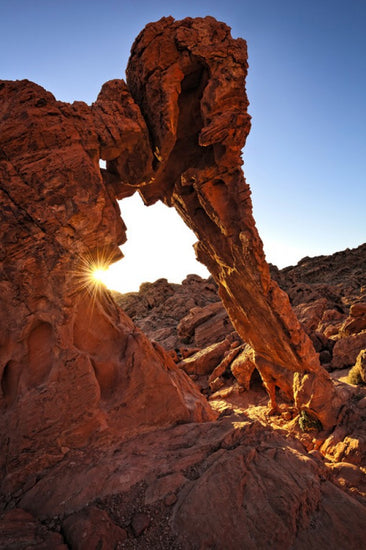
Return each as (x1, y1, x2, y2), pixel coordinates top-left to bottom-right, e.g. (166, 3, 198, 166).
(91, 266, 108, 285)
(71, 246, 121, 299)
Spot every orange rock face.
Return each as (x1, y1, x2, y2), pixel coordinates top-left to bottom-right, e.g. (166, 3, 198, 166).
(124, 16, 342, 428)
(0, 15, 347, 486)
(0, 77, 213, 492)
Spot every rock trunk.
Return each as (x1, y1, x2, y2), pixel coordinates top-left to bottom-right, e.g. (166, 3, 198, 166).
(125, 17, 342, 428)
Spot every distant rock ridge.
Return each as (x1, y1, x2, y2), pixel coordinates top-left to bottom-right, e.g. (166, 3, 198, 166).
(273, 242, 366, 289)
(115, 242, 366, 368)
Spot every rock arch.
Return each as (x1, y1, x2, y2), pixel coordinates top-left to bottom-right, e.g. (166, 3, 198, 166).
(122, 16, 343, 428)
(0, 16, 344, 489)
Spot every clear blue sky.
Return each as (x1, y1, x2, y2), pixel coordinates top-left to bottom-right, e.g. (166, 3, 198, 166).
(1, 0, 365, 289)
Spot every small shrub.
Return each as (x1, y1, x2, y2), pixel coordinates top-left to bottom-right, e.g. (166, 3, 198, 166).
(348, 365, 364, 386)
(298, 410, 323, 432)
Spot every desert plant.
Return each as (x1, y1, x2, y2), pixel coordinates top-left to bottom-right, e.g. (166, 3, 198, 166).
(348, 365, 364, 385)
(298, 410, 323, 432)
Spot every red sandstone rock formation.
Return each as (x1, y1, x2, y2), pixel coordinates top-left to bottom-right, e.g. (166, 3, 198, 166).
(123, 16, 342, 427)
(0, 14, 351, 484)
(1, 418, 365, 549)
(118, 244, 366, 414)
(1, 15, 365, 549)
(114, 274, 230, 349)
(0, 508, 67, 549)
(0, 77, 213, 493)
(115, 243, 366, 383)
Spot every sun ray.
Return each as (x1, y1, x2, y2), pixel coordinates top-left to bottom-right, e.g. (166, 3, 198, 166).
(70, 245, 122, 300)
(66, 246, 122, 329)
(90, 266, 108, 285)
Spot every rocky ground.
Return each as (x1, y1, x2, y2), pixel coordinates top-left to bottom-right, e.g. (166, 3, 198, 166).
(4, 245, 364, 549)
(115, 242, 366, 377)
(1, 389, 365, 550)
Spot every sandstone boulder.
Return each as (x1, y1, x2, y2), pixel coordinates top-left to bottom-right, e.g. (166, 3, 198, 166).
(293, 298, 328, 333)
(178, 339, 231, 376)
(331, 332, 366, 369)
(114, 275, 220, 349)
(350, 302, 366, 317)
(0, 509, 66, 549)
(63, 507, 127, 550)
(341, 301, 366, 335)
(230, 345, 257, 391)
(6, 420, 366, 550)
(177, 300, 234, 347)
(171, 438, 366, 550)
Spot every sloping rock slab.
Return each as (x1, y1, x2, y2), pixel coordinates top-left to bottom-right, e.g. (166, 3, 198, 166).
(8, 419, 365, 550)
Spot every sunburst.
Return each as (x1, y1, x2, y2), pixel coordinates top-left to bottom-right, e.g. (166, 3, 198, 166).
(71, 245, 121, 302)
(90, 266, 108, 285)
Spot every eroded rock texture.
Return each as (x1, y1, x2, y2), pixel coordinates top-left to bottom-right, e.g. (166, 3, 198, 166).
(1, 16, 363, 547)
(114, 274, 232, 349)
(123, 16, 342, 428)
(1, 419, 365, 550)
(0, 77, 213, 494)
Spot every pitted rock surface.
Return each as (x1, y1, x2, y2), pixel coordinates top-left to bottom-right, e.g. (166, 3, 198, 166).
(0, 76, 213, 494)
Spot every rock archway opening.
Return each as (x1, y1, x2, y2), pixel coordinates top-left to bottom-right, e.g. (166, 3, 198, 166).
(97, 192, 209, 294)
